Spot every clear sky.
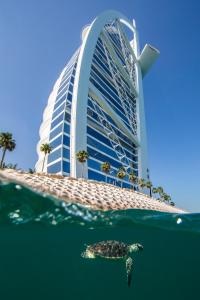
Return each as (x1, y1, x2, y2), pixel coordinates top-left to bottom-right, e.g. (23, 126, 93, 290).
(0, 0, 200, 211)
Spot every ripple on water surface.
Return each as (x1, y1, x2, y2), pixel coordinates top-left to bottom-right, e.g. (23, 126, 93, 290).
(0, 181, 200, 300)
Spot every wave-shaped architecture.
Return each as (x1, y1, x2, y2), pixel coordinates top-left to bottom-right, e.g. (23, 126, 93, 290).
(35, 10, 159, 188)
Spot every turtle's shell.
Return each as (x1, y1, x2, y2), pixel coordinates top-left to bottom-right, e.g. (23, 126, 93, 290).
(87, 240, 129, 258)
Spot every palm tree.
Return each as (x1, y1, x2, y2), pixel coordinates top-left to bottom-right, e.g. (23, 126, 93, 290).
(138, 178, 146, 192)
(129, 171, 137, 190)
(6, 163, 18, 170)
(146, 180, 153, 197)
(162, 193, 171, 203)
(157, 186, 164, 199)
(40, 143, 52, 172)
(76, 150, 89, 178)
(152, 187, 158, 197)
(117, 167, 126, 187)
(0, 132, 16, 169)
(28, 168, 35, 174)
(101, 162, 111, 183)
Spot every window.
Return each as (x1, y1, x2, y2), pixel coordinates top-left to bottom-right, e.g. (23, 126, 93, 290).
(47, 161, 61, 173)
(51, 113, 64, 130)
(63, 147, 70, 160)
(68, 84, 73, 93)
(88, 146, 122, 169)
(87, 158, 101, 172)
(63, 134, 70, 147)
(87, 136, 118, 160)
(65, 112, 71, 123)
(63, 161, 70, 173)
(50, 135, 62, 149)
(48, 148, 61, 164)
(50, 124, 63, 141)
(87, 126, 112, 148)
(67, 93, 72, 102)
(54, 94, 66, 110)
(63, 122, 70, 134)
(88, 169, 105, 182)
(56, 84, 68, 99)
(52, 102, 65, 120)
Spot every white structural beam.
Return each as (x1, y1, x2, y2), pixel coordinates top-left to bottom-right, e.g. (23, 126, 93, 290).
(101, 31, 138, 97)
(89, 82, 139, 145)
(133, 28, 150, 180)
(138, 44, 160, 77)
(116, 20, 137, 64)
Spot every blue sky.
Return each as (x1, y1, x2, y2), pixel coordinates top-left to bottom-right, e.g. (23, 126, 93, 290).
(0, 0, 200, 211)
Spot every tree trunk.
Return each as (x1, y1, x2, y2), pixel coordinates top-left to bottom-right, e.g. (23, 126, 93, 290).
(81, 163, 84, 178)
(0, 148, 7, 168)
(150, 188, 152, 197)
(41, 154, 46, 173)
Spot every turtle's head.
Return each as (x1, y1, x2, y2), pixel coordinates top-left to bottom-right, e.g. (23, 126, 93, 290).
(129, 243, 143, 253)
(81, 248, 96, 259)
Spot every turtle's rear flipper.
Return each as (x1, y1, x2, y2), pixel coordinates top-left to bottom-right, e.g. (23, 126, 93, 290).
(126, 257, 133, 287)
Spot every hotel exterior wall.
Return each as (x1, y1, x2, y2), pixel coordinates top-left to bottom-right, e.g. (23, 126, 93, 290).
(36, 10, 159, 186)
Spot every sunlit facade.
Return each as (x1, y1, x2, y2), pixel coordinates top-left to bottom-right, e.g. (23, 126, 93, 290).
(35, 10, 159, 187)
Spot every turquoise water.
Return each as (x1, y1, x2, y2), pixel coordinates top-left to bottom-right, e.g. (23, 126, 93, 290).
(0, 181, 200, 300)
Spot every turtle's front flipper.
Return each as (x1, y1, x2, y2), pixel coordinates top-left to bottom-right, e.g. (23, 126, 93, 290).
(126, 257, 133, 287)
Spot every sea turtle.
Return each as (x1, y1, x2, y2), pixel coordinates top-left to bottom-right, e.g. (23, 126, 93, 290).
(81, 240, 143, 287)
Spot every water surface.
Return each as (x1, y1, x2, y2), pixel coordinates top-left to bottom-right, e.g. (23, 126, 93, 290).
(0, 181, 199, 300)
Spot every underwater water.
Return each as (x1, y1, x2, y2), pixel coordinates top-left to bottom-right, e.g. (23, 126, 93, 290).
(0, 181, 200, 300)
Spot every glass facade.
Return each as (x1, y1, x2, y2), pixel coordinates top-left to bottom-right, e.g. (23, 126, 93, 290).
(46, 49, 79, 175)
(86, 23, 138, 186)
(36, 12, 152, 187)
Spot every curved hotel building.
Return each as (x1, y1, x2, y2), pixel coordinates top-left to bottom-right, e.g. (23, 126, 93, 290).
(35, 10, 159, 188)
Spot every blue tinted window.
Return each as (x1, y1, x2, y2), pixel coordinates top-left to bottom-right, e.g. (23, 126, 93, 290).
(122, 182, 131, 189)
(50, 124, 63, 141)
(48, 148, 61, 164)
(87, 126, 112, 148)
(88, 169, 105, 182)
(91, 65, 118, 96)
(124, 149, 137, 162)
(47, 161, 61, 173)
(68, 84, 73, 93)
(50, 135, 62, 149)
(58, 78, 70, 93)
(52, 102, 65, 120)
(67, 93, 72, 102)
(64, 122, 70, 134)
(87, 136, 118, 160)
(63, 134, 70, 147)
(56, 85, 68, 100)
(95, 45, 107, 61)
(90, 77, 130, 127)
(87, 158, 101, 172)
(51, 113, 64, 130)
(63, 161, 70, 173)
(88, 147, 121, 169)
(63, 147, 70, 160)
(54, 94, 66, 110)
(92, 55, 112, 77)
(65, 112, 71, 123)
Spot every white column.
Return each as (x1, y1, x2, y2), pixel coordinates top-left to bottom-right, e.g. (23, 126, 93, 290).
(133, 25, 149, 180)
